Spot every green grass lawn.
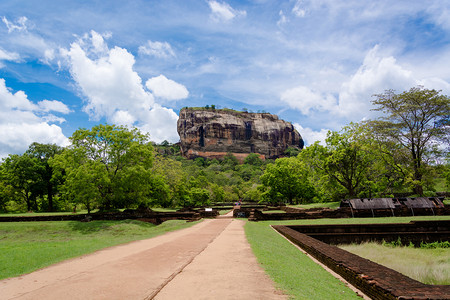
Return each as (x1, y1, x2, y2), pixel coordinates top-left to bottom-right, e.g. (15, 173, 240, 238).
(150, 207, 179, 212)
(340, 242, 449, 285)
(244, 215, 450, 300)
(263, 210, 286, 213)
(0, 219, 199, 280)
(0, 210, 96, 217)
(290, 201, 341, 209)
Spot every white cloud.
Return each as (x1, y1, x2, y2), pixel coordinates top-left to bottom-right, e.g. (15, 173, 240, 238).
(42, 114, 66, 124)
(0, 48, 20, 68)
(294, 123, 329, 146)
(337, 45, 415, 117)
(0, 78, 69, 157)
(111, 110, 136, 127)
(280, 85, 336, 115)
(138, 41, 175, 59)
(1, 16, 58, 66)
(2, 16, 28, 33)
(280, 45, 420, 121)
(292, 0, 306, 17)
(41, 49, 55, 65)
(0, 48, 20, 61)
(145, 75, 189, 101)
(277, 10, 288, 26)
(208, 1, 246, 22)
(37, 99, 71, 114)
(89, 30, 109, 55)
(63, 31, 181, 143)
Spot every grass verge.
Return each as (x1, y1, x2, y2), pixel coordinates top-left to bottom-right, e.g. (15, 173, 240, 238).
(0, 210, 97, 217)
(340, 242, 450, 285)
(245, 215, 450, 299)
(0, 219, 199, 280)
(290, 202, 341, 209)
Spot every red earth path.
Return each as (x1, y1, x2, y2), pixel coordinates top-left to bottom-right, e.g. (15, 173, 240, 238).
(0, 213, 287, 299)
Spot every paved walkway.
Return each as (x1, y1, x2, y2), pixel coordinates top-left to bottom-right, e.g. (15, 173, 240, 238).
(0, 215, 287, 299)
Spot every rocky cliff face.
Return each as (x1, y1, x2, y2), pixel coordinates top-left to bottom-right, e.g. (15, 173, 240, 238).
(177, 108, 304, 160)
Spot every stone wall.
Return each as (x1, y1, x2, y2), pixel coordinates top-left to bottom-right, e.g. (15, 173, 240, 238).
(0, 211, 201, 225)
(273, 223, 450, 299)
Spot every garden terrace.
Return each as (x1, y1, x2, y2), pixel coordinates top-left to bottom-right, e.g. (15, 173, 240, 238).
(273, 221, 450, 299)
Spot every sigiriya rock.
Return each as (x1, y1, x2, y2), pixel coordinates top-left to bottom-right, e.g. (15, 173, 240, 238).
(177, 107, 304, 160)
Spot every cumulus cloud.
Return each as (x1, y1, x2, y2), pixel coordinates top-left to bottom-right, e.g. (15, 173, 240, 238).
(294, 123, 329, 146)
(2, 16, 28, 33)
(63, 31, 181, 143)
(0, 78, 69, 157)
(37, 99, 71, 114)
(337, 45, 415, 117)
(208, 1, 246, 22)
(281, 45, 421, 121)
(138, 41, 175, 59)
(280, 85, 336, 115)
(145, 75, 189, 101)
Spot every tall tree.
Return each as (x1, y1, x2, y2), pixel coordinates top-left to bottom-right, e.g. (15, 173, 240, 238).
(51, 124, 155, 212)
(1, 154, 40, 211)
(26, 143, 63, 211)
(260, 157, 315, 204)
(369, 87, 450, 195)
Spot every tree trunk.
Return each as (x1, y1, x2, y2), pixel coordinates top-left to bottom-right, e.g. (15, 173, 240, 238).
(26, 196, 31, 211)
(413, 172, 424, 196)
(413, 162, 424, 196)
(47, 184, 53, 212)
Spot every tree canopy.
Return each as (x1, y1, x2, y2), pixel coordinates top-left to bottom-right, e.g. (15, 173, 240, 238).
(51, 124, 156, 212)
(260, 157, 315, 204)
(0, 87, 448, 213)
(369, 87, 450, 195)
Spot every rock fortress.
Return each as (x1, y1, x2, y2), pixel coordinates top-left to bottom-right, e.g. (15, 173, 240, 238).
(177, 107, 304, 161)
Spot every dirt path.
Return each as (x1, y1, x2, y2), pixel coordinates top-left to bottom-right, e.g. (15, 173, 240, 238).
(0, 214, 287, 299)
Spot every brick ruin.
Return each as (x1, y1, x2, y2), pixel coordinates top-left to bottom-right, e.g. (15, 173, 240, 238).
(273, 221, 450, 299)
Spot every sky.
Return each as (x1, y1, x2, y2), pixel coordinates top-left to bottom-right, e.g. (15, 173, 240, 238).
(1, 0, 450, 157)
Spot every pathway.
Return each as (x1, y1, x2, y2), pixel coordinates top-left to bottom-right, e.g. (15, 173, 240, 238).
(0, 213, 287, 299)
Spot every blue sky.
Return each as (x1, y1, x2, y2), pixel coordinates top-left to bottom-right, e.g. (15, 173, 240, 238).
(1, 0, 450, 157)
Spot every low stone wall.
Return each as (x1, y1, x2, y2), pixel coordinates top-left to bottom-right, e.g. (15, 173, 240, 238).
(0, 211, 201, 225)
(273, 222, 450, 299)
(287, 220, 450, 245)
(267, 206, 450, 220)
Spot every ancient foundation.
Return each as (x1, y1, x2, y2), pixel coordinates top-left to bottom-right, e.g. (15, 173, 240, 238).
(273, 221, 450, 299)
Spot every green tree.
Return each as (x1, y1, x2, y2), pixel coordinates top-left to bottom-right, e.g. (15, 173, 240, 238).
(284, 147, 301, 157)
(369, 87, 450, 195)
(300, 124, 391, 200)
(189, 187, 210, 207)
(243, 153, 264, 166)
(0, 164, 15, 211)
(322, 129, 373, 198)
(221, 153, 239, 170)
(209, 183, 225, 203)
(51, 124, 155, 212)
(152, 155, 188, 207)
(1, 154, 40, 211)
(25, 143, 63, 211)
(260, 157, 315, 204)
